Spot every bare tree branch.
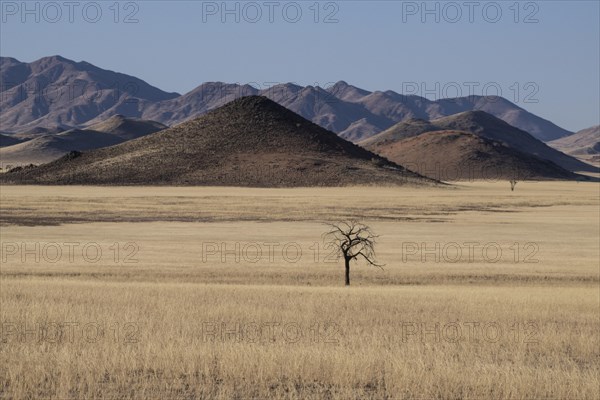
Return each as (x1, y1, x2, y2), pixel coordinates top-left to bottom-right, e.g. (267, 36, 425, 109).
(323, 220, 385, 285)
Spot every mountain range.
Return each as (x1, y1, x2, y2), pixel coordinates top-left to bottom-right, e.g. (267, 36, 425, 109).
(1, 56, 574, 142)
(1, 55, 596, 185)
(1, 96, 432, 187)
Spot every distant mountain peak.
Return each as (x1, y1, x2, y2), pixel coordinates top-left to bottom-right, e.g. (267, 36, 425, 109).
(33, 55, 75, 67)
(328, 81, 371, 101)
(0, 55, 575, 143)
(43, 55, 69, 62)
(332, 80, 350, 88)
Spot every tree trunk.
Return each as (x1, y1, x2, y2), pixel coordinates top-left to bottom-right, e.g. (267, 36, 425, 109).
(344, 257, 350, 286)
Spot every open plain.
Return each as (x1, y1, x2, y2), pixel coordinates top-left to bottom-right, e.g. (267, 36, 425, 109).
(1, 182, 599, 399)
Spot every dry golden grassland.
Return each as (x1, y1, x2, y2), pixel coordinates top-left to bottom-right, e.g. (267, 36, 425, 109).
(0, 182, 599, 399)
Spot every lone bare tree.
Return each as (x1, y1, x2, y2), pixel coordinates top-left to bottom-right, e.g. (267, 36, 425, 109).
(510, 179, 518, 191)
(323, 220, 384, 286)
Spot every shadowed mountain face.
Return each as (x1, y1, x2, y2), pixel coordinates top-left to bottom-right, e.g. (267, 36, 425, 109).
(0, 133, 24, 147)
(0, 115, 167, 167)
(361, 111, 597, 174)
(1, 96, 434, 187)
(1, 57, 573, 142)
(549, 125, 600, 165)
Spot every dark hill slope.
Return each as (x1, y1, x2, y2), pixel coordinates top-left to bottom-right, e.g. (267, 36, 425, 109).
(362, 111, 597, 173)
(2, 96, 434, 187)
(363, 130, 579, 181)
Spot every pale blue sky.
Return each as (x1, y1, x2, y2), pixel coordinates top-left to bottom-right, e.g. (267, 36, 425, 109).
(1, 0, 599, 131)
